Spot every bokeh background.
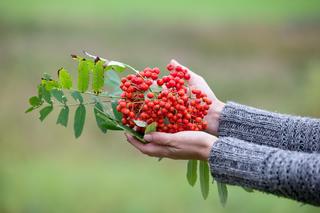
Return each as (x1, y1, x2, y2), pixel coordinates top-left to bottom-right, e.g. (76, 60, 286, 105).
(1, 0, 320, 212)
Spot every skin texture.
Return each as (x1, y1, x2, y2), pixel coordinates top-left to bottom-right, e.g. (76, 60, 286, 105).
(126, 59, 225, 161)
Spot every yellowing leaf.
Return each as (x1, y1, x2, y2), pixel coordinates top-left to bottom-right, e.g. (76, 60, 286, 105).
(78, 60, 90, 92)
(145, 122, 157, 134)
(92, 60, 104, 93)
(58, 68, 72, 89)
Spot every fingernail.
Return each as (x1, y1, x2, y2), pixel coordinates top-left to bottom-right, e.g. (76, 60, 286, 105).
(144, 134, 152, 142)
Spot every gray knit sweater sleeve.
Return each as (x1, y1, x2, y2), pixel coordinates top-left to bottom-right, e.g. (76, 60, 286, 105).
(218, 102, 320, 153)
(209, 137, 320, 206)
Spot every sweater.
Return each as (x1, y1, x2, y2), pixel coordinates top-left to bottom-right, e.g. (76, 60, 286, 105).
(208, 102, 320, 206)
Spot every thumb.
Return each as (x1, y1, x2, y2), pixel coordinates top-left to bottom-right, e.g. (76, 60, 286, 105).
(144, 132, 179, 146)
(169, 59, 201, 83)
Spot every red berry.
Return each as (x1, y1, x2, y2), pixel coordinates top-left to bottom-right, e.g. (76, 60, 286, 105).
(166, 64, 174, 71)
(157, 79, 164, 86)
(147, 93, 154, 99)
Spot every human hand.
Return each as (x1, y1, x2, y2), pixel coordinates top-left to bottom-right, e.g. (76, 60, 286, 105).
(125, 131, 217, 160)
(170, 59, 225, 136)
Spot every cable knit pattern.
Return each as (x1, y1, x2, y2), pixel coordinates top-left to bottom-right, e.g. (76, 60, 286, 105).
(209, 137, 320, 206)
(218, 102, 320, 153)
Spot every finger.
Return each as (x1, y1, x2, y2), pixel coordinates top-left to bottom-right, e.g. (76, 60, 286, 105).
(125, 134, 145, 151)
(126, 134, 169, 157)
(144, 132, 179, 146)
(170, 59, 203, 84)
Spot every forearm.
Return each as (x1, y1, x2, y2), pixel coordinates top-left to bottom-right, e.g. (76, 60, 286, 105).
(209, 137, 320, 206)
(217, 102, 320, 153)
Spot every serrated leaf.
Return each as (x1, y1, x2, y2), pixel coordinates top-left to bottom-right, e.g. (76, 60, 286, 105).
(117, 123, 145, 143)
(39, 105, 53, 121)
(42, 73, 52, 80)
(58, 68, 72, 89)
(42, 79, 60, 91)
(71, 91, 83, 104)
(29, 96, 42, 107)
(25, 106, 35, 113)
(78, 59, 90, 92)
(199, 161, 209, 200)
(186, 160, 198, 186)
(105, 70, 122, 96)
(74, 104, 86, 138)
(94, 102, 108, 133)
(96, 112, 123, 130)
(242, 187, 254, 193)
(145, 122, 157, 134)
(105, 70, 120, 86)
(106, 61, 126, 72)
(51, 89, 67, 104)
(92, 60, 105, 93)
(56, 106, 69, 127)
(111, 100, 122, 121)
(134, 120, 147, 127)
(217, 182, 228, 207)
(40, 85, 52, 104)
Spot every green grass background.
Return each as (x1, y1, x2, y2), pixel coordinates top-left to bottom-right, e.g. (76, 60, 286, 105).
(0, 0, 320, 212)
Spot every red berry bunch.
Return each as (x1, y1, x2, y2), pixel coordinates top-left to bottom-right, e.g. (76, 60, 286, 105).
(117, 62, 212, 133)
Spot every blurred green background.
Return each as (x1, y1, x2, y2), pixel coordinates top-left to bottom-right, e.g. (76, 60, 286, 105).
(1, 0, 320, 212)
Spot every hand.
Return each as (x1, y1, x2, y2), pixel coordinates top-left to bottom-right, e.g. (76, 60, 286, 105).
(125, 131, 217, 160)
(170, 59, 225, 136)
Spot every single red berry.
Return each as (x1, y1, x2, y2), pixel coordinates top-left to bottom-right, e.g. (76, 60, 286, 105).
(147, 93, 154, 99)
(175, 66, 183, 72)
(121, 108, 130, 115)
(157, 79, 164, 86)
(166, 64, 175, 71)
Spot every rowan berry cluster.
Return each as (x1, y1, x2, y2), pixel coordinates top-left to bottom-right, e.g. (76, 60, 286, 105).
(117, 62, 212, 133)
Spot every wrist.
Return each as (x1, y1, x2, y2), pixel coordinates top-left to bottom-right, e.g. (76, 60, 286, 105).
(205, 100, 225, 136)
(199, 134, 216, 161)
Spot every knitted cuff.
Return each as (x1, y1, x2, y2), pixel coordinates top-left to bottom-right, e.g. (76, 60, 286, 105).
(218, 102, 320, 152)
(208, 137, 277, 188)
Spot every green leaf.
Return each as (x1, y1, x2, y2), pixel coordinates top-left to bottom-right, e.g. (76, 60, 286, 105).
(105, 70, 122, 96)
(40, 85, 52, 104)
(25, 106, 35, 113)
(186, 160, 198, 186)
(217, 182, 228, 207)
(42, 79, 60, 91)
(242, 187, 254, 193)
(39, 105, 53, 121)
(51, 89, 67, 104)
(94, 102, 108, 133)
(74, 104, 86, 138)
(134, 120, 147, 127)
(78, 59, 90, 92)
(58, 68, 72, 89)
(96, 112, 123, 130)
(56, 106, 69, 127)
(111, 100, 122, 121)
(117, 123, 145, 143)
(199, 161, 209, 200)
(29, 96, 42, 107)
(145, 122, 157, 134)
(92, 60, 105, 93)
(106, 61, 126, 72)
(71, 91, 83, 104)
(42, 73, 52, 80)
(105, 70, 120, 86)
